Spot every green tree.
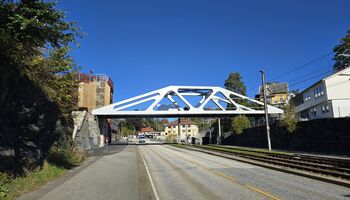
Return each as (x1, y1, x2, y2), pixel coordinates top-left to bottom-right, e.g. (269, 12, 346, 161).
(0, 0, 81, 112)
(231, 115, 250, 134)
(280, 103, 297, 133)
(224, 72, 247, 96)
(333, 29, 350, 71)
(0, 0, 82, 173)
(0, 0, 80, 61)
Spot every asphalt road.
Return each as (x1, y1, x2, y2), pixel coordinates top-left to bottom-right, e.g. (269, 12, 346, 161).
(19, 144, 350, 200)
(139, 145, 350, 200)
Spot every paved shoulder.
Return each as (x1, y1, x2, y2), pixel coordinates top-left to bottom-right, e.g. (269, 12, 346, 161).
(19, 145, 155, 200)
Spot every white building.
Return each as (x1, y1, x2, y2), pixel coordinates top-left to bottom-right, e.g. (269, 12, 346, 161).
(161, 119, 199, 142)
(294, 67, 350, 120)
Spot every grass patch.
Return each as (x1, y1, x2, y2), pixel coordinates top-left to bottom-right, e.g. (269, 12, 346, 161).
(0, 161, 66, 200)
(208, 145, 291, 155)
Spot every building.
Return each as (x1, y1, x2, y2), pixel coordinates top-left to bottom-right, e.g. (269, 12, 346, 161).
(138, 127, 160, 138)
(257, 82, 289, 109)
(77, 73, 114, 113)
(293, 67, 350, 120)
(76, 73, 114, 144)
(162, 119, 199, 142)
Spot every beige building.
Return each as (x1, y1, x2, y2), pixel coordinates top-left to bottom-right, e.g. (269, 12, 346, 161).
(162, 119, 199, 142)
(258, 82, 289, 109)
(77, 73, 114, 113)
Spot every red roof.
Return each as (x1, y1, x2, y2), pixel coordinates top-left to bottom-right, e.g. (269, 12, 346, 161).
(161, 119, 169, 124)
(140, 127, 154, 132)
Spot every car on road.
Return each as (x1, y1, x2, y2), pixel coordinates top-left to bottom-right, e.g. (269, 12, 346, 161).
(139, 138, 145, 143)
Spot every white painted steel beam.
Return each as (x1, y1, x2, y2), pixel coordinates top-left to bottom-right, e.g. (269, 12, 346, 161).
(92, 86, 283, 118)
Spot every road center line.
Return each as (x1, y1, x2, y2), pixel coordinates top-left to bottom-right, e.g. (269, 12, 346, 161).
(138, 146, 160, 200)
(160, 145, 280, 200)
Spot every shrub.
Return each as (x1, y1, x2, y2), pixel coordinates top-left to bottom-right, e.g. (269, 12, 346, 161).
(47, 143, 85, 168)
(231, 115, 250, 134)
(165, 134, 177, 142)
(280, 103, 298, 133)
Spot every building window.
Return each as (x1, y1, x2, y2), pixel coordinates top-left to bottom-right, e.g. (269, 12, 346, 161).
(182, 125, 186, 128)
(310, 108, 317, 116)
(304, 92, 312, 101)
(188, 130, 191, 132)
(322, 104, 330, 113)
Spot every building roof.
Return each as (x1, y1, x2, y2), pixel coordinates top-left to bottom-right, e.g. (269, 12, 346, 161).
(167, 119, 196, 126)
(258, 82, 289, 96)
(298, 67, 350, 94)
(161, 119, 169, 124)
(266, 82, 289, 94)
(139, 127, 154, 132)
(77, 73, 114, 91)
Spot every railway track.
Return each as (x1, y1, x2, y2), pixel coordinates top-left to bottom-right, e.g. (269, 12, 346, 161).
(186, 145, 350, 180)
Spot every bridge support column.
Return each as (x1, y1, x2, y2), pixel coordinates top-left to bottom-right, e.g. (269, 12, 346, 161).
(209, 118, 212, 144)
(217, 118, 221, 145)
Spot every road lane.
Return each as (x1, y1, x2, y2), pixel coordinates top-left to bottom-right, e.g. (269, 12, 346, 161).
(139, 145, 271, 200)
(139, 145, 350, 200)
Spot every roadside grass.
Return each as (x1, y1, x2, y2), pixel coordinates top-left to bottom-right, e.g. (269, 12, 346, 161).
(207, 144, 292, 155)
(0, 144, 85, 200)
(170, 143, 290, 157)
(0, 161, 65, 200)
(193, 145, 279, 156)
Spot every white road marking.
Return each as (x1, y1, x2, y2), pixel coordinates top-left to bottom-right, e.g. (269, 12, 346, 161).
(138, 146, 160, 200)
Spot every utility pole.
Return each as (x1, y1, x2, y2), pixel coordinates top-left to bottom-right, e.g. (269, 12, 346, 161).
(260, 70, 272, 151)
(178, 117, 181, 144)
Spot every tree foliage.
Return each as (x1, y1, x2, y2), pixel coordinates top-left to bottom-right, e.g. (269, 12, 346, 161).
(280, 103, 298, 133)
(0, 0, 82, 174)
(224, 72, 247, 96)
(333, 29, 350, 71)
(231, 115, 250, 134)
(0, 0, 81, 113)
(0, 0, 79, 59)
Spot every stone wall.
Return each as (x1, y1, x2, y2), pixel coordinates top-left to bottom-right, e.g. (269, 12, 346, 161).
(73, 112, 102, 150)
(222, 118, 350, 155)
(0, 57, 73, 173)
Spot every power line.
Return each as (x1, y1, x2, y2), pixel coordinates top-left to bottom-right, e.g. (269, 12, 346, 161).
(248, 65, 334, 95)
(269, 52, 333, 81)
(247, 53, 333, 93)
(289, 69, 333, 88)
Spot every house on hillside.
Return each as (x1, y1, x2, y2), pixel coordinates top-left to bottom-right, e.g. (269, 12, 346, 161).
(161, 119, 199, 142)
(138, 127, 160, 138)
(257, 82, 289, 109)
(292, 67, 350, 120)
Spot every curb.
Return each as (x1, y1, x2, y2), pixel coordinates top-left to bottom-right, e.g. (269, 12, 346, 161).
(184, 146, 350, 188)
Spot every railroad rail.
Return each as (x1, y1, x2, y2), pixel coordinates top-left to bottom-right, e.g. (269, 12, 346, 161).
(185, 145, 350, 180)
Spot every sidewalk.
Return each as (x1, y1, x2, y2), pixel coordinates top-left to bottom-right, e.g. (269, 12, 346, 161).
(18, 145, 155, 200)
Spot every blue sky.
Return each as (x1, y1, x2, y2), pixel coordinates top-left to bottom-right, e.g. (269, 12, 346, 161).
(59, 0, 350, 101)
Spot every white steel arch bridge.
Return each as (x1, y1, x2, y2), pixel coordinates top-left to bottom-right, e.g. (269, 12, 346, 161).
(92, 86, 283, 118)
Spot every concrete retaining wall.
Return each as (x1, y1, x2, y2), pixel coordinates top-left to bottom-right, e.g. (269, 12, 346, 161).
(222, 118, 350, 155)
